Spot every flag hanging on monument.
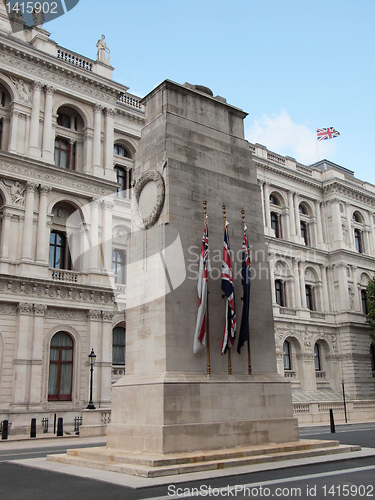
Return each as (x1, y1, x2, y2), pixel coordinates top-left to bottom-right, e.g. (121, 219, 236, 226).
(193, 217, 210, 354)
(221, 221, 236, 355)
(237, 225, 251, 354)
(317, 127, 340, 141)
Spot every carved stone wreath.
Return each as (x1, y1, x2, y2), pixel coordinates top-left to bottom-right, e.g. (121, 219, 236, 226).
(133, 170, 165, 229)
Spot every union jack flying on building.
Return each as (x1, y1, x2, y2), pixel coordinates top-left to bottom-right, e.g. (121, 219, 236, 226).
(317, 127, 341, 141)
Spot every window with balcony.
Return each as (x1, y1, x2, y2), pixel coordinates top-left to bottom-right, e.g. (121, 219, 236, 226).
(48, 332, 74, 401)
(314, 343, 321, 371)
(112, 326, 126, 366)
(271, 212, 282, 238)
(283, 340, 292, 370)
(354, 228, 363, 253)
(112, 249, 126, 284)
(275, 279, 286, 307)
(54, 137, 76, 170)
(305, 284, 315, 311)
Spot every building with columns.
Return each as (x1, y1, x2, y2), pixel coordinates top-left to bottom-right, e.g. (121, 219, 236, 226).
(255, 145, 375, 421)
(0, 4, 374, 432)
(0, 5, 143, 432)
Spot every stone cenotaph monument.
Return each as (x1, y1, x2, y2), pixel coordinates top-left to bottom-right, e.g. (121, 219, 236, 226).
(106, 80, 299, 455)
(52, 81, 352, 476)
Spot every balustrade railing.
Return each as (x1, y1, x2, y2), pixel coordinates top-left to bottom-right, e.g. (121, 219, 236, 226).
(51, 269, 78, 283)
(57, 49, 93, 71)
(117, 93, 143, 110)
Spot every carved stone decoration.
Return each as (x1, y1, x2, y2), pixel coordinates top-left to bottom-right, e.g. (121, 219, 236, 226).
(133, 170, 165, 229)
(87, 310, 101, 321)
(102, 311, 115, 322)
(112, 225, 130, 244)
(17, 303, 33, 315)
(0, 303, 17, 314)
(1, 179, 26, 205)
(303, 332, 313, 348)
(34, 304, 47, 316)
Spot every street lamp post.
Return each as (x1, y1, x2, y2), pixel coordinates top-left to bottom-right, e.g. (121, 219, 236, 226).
(86, 348, 96, 410)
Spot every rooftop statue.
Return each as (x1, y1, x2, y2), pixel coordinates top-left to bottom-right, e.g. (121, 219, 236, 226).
(96, 34, 110, 63)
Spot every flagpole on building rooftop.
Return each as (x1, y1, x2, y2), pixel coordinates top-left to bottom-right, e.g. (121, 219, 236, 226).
(242, 208, 252, 375)
(203, 200, 211, 375)
(222, 203, 232, 375)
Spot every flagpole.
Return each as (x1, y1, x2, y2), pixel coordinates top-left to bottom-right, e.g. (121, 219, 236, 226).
(203, 200, 211, 375)
(222, 203, 232, 375)
(242, 208, 252, 375)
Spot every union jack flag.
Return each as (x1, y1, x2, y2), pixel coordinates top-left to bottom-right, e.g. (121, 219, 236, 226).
(221, 221, 236, 355)
(317, 127, 341, 141)
(237, 225, 251, 354)
(193, 218, 210, 354)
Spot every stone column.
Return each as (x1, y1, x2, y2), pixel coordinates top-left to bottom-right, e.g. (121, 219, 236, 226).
(299, 261, 307, 308)
(370, 214, 375, 257)
(345, 203, 354, 249)
(269, 253, 276, 304)
(259, 181, 266, 227)
(84, 128, 94, 174)
(28, 81, 42, 158)
(29, 304, 47, 405)
(315, 201, 324, 246)
(0, 211, 12, 261)
(21, 182, 37, 260)
(293, 258, 302, 308)
(9, 109, 19, 153)
(263, 182, 271, 228)
(288, 191, 296, 238)
(89, 200, 99, 271)
(364, 227, 372, 255)
(87, 310, 102, 403)
(101, 311, 114, 405)
(331, 198, 343, 245)
(92, 104, 102, 174)
(321, 265, 330, 312)
(102, 200, 114, 273)
(104, 108, 115, 179)
(294, 193, 301, 237)
(36, 185, 51, 262)
(337, 264, 349, 311)
(13, 303, 33, 405)
(42, 86, 55, 162)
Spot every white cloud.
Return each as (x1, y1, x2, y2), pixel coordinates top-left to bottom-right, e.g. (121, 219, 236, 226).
(245, 110, 337, 166)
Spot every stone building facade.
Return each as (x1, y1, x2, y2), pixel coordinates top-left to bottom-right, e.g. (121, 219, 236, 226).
(0, 5, 143, 432)
(0, 4, 374, 432)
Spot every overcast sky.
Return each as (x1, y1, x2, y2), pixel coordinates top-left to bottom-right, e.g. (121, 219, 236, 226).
(40, 0, 375, 184)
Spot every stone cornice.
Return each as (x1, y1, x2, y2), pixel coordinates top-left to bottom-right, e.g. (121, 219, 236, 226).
(323, 180, 375, 208)
(255, 160, 322, 190)
(0, 274, 114, 307)
(0, 151, 117, 197)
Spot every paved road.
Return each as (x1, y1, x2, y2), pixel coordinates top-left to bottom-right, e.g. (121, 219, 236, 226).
(0, 423, 374, 500)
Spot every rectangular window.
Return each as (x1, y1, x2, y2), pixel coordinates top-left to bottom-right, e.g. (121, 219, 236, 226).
(275, 280, 286, 307)
(115, 166, 132, 199)
(305, 285, 315, 311)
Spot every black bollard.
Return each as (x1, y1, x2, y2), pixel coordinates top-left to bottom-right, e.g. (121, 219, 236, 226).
(329, 408, 336, 433)
(2, 420, 8, 440)
(30, 418, 36, 438)
(56, 417, 63, 437)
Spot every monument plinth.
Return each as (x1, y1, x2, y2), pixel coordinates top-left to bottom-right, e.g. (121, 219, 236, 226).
(106, 80, 299, 454)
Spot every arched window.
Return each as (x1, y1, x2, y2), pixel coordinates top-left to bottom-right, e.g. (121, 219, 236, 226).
(49, 230, 72, 270)
(283, 340, 291, 370)
(300, 220, 310, 246)
(361, 289, 368, 315)
(354, 228, 363, 253)
(48, 332, 74, 401)
(305, 284, 315, 311)
(275, 279, 286, 307)
(353, 211, 362, 223)
(299, 204, 308, 215)
(112, 249, 126, 284)
(114, 166, 132, 199)
(54, 137, 76, 170)
(314, 343, 321, 371)
(55, 106, 83, 171)
(112, 326, 126, 365)
(270, 194, 280, 206)
(271, 212, 282, 238)
(114, 144, 131, 158)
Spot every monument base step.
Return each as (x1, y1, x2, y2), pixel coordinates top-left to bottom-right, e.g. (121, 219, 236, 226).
(47, 439, 361, 478)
